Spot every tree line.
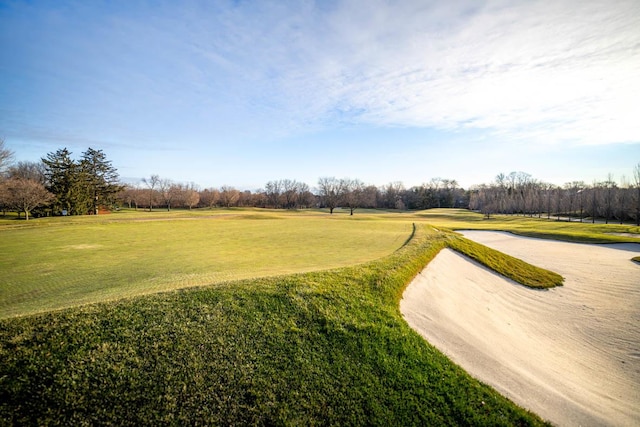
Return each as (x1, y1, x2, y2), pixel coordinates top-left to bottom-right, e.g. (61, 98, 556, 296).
(469, 170, 640, 225)
(1, 141, 638, 224)
(117, 176, 468, 215)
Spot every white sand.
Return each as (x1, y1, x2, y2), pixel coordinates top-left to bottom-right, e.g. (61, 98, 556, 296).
(401, 231, 640, 426)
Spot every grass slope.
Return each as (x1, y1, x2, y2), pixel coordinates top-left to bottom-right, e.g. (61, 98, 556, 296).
(0, 225, 548, 426)
(447, 234, 564, 289)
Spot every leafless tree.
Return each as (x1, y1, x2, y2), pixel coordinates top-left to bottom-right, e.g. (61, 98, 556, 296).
(564, 182, 583, 221)
(219, 185, 240, 208)
(200, 188, 220, 209)
(237, 190, 256, 207)
(7, 161, 46, 184)
(361, 185, 380, 209)
(616, 176, 630, 224)
(382, 181, 405, 210)
(265, 180, 283, 208)
(281, 179, 300, 209)
(2, 178, 54, 220)
(158, 178, 179, 211)
(341, 178, 366, 215)
(169, 182, 200, 210)
(575, 183, 587, 222)
(296, 182, 315, 208)
(141, 175, 161, 211)
(317, 177, 344, 214)
(117, 185, 144, 210)
(0, 138, 14, 174)
(602, 174, 617, 224)
(633, 163, 640, 226)
(183, 183, 200, 210)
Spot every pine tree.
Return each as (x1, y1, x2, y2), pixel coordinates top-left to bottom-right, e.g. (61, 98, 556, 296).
(80, 148, 122, 214)
(42, 148, 86, 215)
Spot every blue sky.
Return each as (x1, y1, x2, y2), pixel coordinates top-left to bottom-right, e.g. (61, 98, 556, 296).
(1, 0, 638, 190)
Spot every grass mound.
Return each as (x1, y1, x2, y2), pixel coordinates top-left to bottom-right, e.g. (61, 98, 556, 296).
(0, 226, 548, 426)
(447, 234, 564, 289)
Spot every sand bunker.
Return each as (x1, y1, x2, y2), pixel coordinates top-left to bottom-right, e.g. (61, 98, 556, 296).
(401, 231, 640, 426)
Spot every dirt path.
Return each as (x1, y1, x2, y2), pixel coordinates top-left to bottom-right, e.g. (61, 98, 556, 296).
(401, 231, 640, 426)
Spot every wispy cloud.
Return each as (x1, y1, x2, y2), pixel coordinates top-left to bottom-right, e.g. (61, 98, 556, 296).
(2, 0, 638, 150)
(258, 0, 640, 145)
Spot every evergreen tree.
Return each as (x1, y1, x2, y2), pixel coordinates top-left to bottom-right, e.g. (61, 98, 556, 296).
(80, 148, 122, 214)
(42, 148, 86, 214)
(42, 147, 122, 215)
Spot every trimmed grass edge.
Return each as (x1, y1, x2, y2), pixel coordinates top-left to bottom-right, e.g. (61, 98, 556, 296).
(446, 234, 564, 289)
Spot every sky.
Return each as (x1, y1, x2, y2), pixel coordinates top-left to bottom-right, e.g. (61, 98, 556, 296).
(1, 0, 639, 191)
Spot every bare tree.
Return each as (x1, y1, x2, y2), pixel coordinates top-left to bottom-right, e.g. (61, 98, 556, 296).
(117, 185, 144, 210)
(588, 182, 597, 223)
(281, 179, 300, 209)
(575, 183, 587, 222)
(633, 163, 640, 226)
(7, 161, 46, 184)
(265, 180, 283, 208)
(382, 181, 405, 210)
(200, 188, 220, 209)
(602, 174, 616, 224)
(141, 175, 160, 211)
(317, 177, 343, 214)
(564, 182, 582, 221)
(340, 178, 366, 215)
(237, 190, 256, 207)
(0, 138, 14, 174)
(158, 178, 178, 211)
(617, 176, 630, 224)
(219, 185, 240, 208)
(3, 178, 54, 220)
(184, 183, 200, 210)
(296, 182, 315, 208)
(361, 185, 380, 209)
(474, 184, 499, 219)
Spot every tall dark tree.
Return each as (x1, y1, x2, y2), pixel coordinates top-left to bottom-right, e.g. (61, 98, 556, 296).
(80, 148, 122, 214)
(42, 148, 88, 215)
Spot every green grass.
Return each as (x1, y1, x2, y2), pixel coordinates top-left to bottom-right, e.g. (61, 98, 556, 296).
(0, 209, 411, 318)
(416, 208, 640, 243)
(0, 225, 548, 426)
(0, 208, 574, 318)
(447, 234, 564, 289)
(3, 207, 631, 424)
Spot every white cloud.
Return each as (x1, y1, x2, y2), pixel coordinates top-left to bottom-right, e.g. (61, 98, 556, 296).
(217, 0, 640, 145)
(2, 0, 638, 149)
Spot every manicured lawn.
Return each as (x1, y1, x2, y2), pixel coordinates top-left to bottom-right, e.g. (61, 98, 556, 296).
(415, 208, 640, 243)
(0, 224, 548, 425)
(3, 207, 634, 425)
(0, 209, 412, 318)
